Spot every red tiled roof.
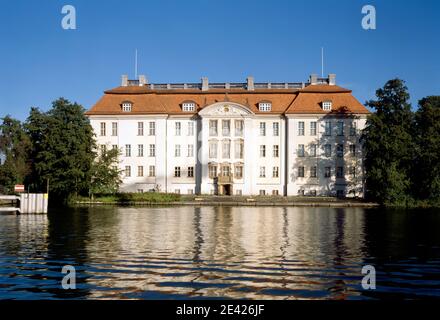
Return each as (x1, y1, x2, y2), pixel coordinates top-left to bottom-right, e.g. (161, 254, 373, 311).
(86, 84, 370, 116)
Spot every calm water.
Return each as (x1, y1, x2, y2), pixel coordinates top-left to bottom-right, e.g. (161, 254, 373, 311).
(0, 206, 440, 300)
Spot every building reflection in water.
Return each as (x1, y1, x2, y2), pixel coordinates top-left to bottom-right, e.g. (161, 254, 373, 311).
(82, 206, 367, 299)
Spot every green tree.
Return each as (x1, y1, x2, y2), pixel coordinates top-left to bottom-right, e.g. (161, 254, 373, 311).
(361, 79, 415, 206)
(0, 116, 31, 194)
(89, 146, 122, 199)
(25, 98, 96, 202)
(413, 96, 440, 204)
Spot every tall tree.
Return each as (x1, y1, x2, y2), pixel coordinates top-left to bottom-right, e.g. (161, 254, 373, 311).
(413, 96, 440, 204)
(89, 146, 122, 199)
(0, 116, 31, 194)
(361, 79, 415, 206)
(25, 98, 96, 202)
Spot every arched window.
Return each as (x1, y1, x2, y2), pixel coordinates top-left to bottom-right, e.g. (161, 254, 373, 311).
(322, 100, 332, 111)
(122, 101, 133, 112)
(258, 101, 272, 112)
(182, 101, 196, 112)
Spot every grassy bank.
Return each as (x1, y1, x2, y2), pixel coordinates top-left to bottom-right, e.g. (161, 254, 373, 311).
(72, 193, 380, 207)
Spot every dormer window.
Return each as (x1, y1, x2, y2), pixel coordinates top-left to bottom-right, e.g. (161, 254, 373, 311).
(122, 101, 133, 112)
(259, 102, 272, 112)
(322, 101, 332, 111)
(182, 101, 196, 112)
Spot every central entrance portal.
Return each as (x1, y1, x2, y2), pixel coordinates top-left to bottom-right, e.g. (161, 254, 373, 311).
(221, 184, 232, 196)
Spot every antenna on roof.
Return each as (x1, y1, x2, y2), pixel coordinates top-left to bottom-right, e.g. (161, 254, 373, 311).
(135, 49, 138, 79)
(321, 47, 324, 78)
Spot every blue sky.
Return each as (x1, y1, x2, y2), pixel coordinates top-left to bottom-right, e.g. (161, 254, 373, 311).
(0, 0, 439, 120)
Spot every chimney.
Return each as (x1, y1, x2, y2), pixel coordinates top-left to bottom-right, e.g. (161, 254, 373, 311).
(247, 76, 254, 91)
(309, 74, 318, 85)
(121, 75, 128, 87)
(139, 75, 148, 86)
(201, 77, 209, 91)
(328, 74, 336, 85)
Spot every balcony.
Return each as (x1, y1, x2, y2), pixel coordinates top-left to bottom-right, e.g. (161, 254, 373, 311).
(217, 175, 233, 184)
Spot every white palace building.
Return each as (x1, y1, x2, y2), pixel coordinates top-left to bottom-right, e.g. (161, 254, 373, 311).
(86, 74, 370, 197)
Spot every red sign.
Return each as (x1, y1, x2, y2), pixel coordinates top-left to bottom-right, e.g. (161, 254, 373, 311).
(14, 185, 25, 193)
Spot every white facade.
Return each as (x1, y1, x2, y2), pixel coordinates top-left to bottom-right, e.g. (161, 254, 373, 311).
(90, 105, 367, 197)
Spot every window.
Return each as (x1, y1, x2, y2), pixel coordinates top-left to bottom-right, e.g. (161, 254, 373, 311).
(324, 144, 332, 157)
(174, 167, 181, 177)
(310, 190, 317, 196)
(260, 122, 266, 136)
(298, 166, 305, 178)
(187, 122, 194, 136)
(298, 144, 305, 157)
(182, 102, 196, 112)
(298, 121, 305, 136)
(175, 189, 181, 194)
(310, 121, 317, 135)
(310, 144, 317, 157)
(235, 140, 244, 159)
(138, 144, 144, 157)
(350, 144, 356, 156)
(100, 122, 106, 136)
(310, 166, 317, 178)
(324, 167, 331, 178)
(187, 167, 194, 178)
(235, 120, 244, 136)
(259, 190, 266, 196)
(260, 145, 266, 157)
(236, 189, 242, 196)
(336, 166, 344, 178)
(259, 166, 266, 178)
(125, 144, 131, 157)
(222, 140, 230, 158)
(322, 101, 332, 111)
(175, 144, 181, 157)
(138, 122, 144, 136)
(149, 144, 155, 157)
(259, 102, 272, 112)
(100, 144, 106, 155)
(187, 144, 194, 157)
(122, 102, 132, 112)
(272, 190, 279, 196)
(350, 166, 356, 178)
(350, 122, 357, 136)
(209, 165, 217, 178)
(273, 145, 279, 158)
(273, 166, 279, 178)
(222, 120, 230, 136)
(112, 122, 118, 136)
(273, 122, 279, 136)
(137, 166, 144, 177)
(137, 189, 144, 194)
(209, 120, 218, 136)
(149, 165, 155, 177)
(337, 121, 344, 136)
(112, 144, 118, 150)
(209, 141, 218, 158)
(149, 122, 155, 136)
(337, 144, 344, 157)
(187, 189, 194, 195)
(298, 189, 305, 196)
(325, 121, 332, 136)
(221, 165, 231, 177)
(235, 166, 243, 179)
(125, 166, 131, 177)
(175, 122, 181, 136)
